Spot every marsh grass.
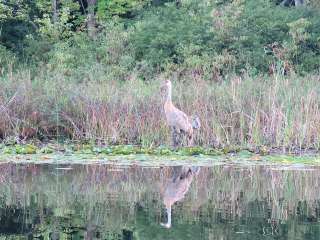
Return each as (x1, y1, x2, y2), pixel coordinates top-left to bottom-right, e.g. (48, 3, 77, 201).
(1, 67, 320, 150)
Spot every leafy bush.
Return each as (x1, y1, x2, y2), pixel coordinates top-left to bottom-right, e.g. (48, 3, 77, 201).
(1, 0, 319, 78)
(128, 0, 320, 77)
(131, 2, 214, 71)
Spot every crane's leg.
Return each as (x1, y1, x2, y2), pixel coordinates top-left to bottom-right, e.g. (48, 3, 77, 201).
(171, 127, 180, 147)
(187, 133, 193, 147)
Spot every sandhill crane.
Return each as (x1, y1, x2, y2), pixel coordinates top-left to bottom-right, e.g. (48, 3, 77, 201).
(160, 166, 200, 228)
(161, 80, 200, 147)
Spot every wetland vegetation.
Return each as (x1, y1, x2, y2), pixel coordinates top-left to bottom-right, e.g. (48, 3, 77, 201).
(1, 1, 320, 239)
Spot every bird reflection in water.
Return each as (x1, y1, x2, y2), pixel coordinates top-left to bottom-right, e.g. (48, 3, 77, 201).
(160, 166, 200, 228)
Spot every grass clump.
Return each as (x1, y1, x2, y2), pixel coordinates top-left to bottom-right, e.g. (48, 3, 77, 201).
(2, 144, 38, 155)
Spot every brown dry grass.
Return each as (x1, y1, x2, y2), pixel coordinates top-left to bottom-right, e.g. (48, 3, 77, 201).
(1, 69, 320, 149)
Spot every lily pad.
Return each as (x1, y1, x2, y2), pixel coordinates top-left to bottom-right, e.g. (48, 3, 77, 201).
(40, 147, 54, 154)
(15, 144, 38, 154)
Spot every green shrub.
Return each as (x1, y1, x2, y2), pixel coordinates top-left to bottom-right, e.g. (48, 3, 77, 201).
(0, 45, 16, 70)
(131, 2, 214, 73)
(1, 0, 320, 78)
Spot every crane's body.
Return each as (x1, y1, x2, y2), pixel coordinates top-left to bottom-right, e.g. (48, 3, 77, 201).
(164, 101, 193, 135)
(162, 80, 200, 146)
(160, 166, 200, 228)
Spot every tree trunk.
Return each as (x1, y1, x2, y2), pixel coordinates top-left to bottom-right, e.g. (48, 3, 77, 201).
(52, 0, 59, 24)
(87, 0, 97, 39)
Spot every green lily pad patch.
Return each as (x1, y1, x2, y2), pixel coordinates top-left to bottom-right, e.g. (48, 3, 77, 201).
(0, 143, 320, 166)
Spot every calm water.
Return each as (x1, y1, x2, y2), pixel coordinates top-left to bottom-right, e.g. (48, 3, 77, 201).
(0, 162, 319, 239)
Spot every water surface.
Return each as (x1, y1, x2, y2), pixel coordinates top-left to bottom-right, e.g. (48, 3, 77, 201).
(0, 161, 319, 239)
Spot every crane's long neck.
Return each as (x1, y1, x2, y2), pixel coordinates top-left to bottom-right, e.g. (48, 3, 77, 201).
(166, 84, 172, 103)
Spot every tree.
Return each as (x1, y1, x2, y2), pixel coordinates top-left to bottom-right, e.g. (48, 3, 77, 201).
(0, 0, 39, 51)
(87, 0, 97, 38)
(52, 0, 59, 23)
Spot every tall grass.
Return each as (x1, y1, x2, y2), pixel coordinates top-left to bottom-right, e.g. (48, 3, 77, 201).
(1, 67, 320, 149)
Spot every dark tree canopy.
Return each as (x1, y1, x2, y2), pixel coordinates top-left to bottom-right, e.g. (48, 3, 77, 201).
(0, 0, 319, 76)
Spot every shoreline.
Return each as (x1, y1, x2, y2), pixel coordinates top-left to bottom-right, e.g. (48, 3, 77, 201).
(1, 141, 320, 156)
(1, 143, 320, 166)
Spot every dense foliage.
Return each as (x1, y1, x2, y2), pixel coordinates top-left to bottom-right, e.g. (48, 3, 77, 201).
(0, 0, 319, 79)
